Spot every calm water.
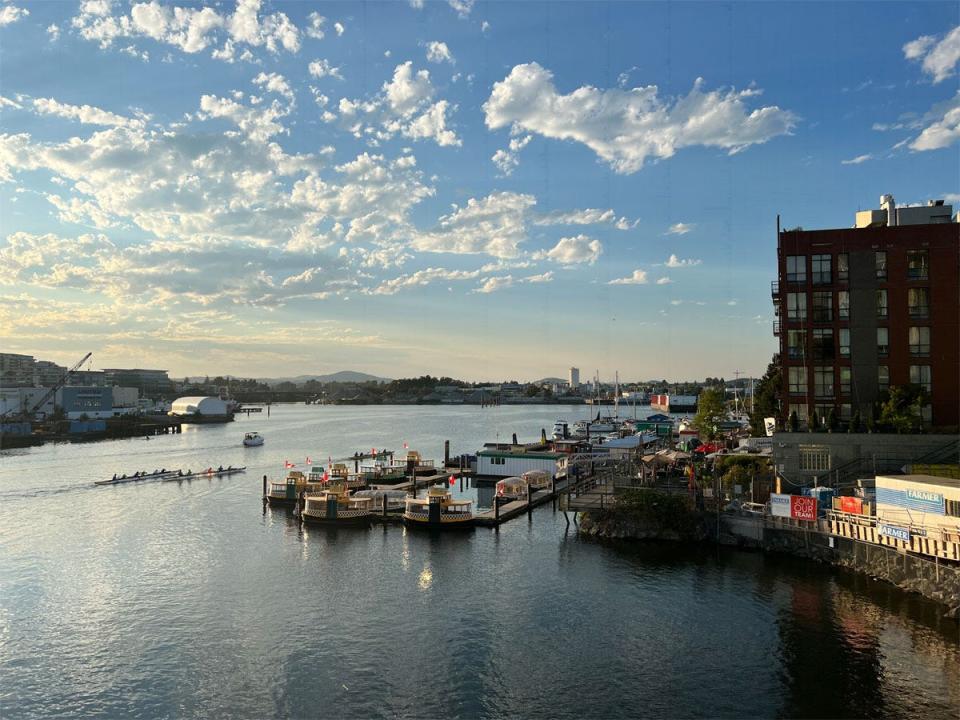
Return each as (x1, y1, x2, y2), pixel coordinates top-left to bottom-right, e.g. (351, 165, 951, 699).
(1, 404, 958, 719)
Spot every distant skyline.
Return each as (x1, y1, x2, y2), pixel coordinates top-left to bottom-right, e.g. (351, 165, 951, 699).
(1, 1, 958, 381)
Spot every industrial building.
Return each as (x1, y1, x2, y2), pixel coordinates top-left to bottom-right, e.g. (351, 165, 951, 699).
(169, 396, 232, 421)
(772, 195, 959, 430)
(0, 353, 35, 387)
(102, 368, 173, 396)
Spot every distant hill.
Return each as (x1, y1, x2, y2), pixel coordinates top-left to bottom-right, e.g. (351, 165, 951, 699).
(260, 371, 391, 386)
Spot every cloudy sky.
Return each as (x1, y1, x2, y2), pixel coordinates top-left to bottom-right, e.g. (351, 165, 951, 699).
(1, 1, 957, 382)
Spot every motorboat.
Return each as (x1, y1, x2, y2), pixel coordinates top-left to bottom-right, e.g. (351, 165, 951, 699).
(243, 432, 264, 447)
(403, 485, 474, 529)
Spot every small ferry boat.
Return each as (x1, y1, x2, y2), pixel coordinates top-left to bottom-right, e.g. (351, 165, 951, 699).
(243, 432, 264, 447)
(264, 470, 328, 506)
(521, 469, 552, 490)
(309, 463, 366, 490)
(403, 450, 436, 476)
(495, 476, 528, 500)
(301, 484, 374, 525)
(352, 488, 407, 514)
(403, 485, 474, 529)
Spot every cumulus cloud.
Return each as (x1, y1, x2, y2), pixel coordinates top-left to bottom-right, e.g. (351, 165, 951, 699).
(473, 271, 552, 294)
(533, 235, 603, 265)
(71, 0, 300, 62)
(665, 222, 695, 235)
(332, 61, 461, 147)
(841, 153, 873, 165)
(305, 12, 325, 39)
(909, 92, 960, 151)
(334, 22, 345, 36)
(253, 71, 294, 101)
(656, 277, 671, 284)
(371, 267, 481, 295)
(424, 40, 454, 64)
(47, 24, 61, 41)
(0, 5, 29, 26)
(491, 134, 531, 175)
(904, 26, 960, 83)
(411, 192, 533, 258)
(31, 97, 145, 129)
(308, 58, 343, 80)
(448, 0, 474, 18)
(608, 269, 648, 285)
(664, 254, 701, 268)
(484, 63, 796, 174)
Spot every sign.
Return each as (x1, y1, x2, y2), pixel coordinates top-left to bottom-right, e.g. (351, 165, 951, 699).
(770, 493, 792, 518)
(905, 488, 944, 512)
(879, 524, 911, 542)
(791, 495, 818, 521)
(839, 496, 863, 515)
(764, 417, 777, 437)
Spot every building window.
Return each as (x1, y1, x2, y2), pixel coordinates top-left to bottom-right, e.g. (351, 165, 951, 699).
(786, 255, 806, 283)
(907, 250, 929, 280)
(788, 404, 808, 427)
(878, 365, 889, 391)
(909, 326, 930, 356)
(877, 327, 889, 357)
(837, 253, 849, 281)
(839, 367, 851, 395)
(946, 499, 960, 519)
(838, 291, 850, 320)
(908, 288, 929, 319)
(876, 289, 888, 318)
(799, 446, 831, 472)
(812, 329, 834, 361)
(909, 365, 931, 393)
(811, 254, 832, 285)
(839, 328, 850, 358)
(787, 330, 806, 361)
(812, 292, 833, 322)
(875, 251, 887, 280)
(815, 405, 834, 424)
(787, 292, 807, 321)
(788, 367, 807, 395)
(840, 403, 852, 421)
(814, 367, 834, 399)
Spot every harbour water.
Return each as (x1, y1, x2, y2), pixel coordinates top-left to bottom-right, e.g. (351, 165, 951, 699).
(1, 404, 958, 718)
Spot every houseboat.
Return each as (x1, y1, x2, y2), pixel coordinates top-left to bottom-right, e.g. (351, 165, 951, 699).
(403, 486, 474, 529)
(265, 470, 328, 506)
(301, 484, 374, 525)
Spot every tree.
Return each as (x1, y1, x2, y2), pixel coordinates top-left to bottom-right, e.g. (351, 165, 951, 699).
(749, 354, 781, 437)
(693, 387, 725, 440)
(809, 410, 820, 431)
(827, 407, 839, 432)
(850, 410, 862, 433)
(876, 385, 928, 434)
(788, 410, 799, 432)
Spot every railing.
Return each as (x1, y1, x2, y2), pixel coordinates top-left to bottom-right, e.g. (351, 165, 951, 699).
(770, 280, 780, 296)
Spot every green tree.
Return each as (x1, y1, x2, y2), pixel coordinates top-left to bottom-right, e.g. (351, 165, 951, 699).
(876, 385, 928, 433)
(749, 354, 781, 437)
(809, 410, 820, 431)
(788, 410, 799, 432)
(850, 410, 862, 433)
(827, 407, 839, 432)
(693, 387, 725, 440)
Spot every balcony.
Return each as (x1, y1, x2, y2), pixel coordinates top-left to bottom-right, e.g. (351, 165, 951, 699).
(773, 320, 782, 336)
(771, 280, 780, 297)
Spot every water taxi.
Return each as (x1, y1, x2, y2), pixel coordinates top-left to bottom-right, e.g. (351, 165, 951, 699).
(403, 485, 474, 529)
(301, 483, 374, 525)
(308, 463, 366, 490)
(243, 432, 264, 447)
(352, 488, 407, 514)
(265, 470, 328, 506)
(495, 476, 528, 500)
(522, 469, 552, 490)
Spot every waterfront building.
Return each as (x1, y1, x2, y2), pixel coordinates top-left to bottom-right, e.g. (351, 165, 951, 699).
(476, 446, 567, 478)
(569, 366, 580, 388)
(56, 386, 114, 419)
(0, 353, 35, 388)
(102, 368, 173, 396)
(34, 360, 67, 387)
(169, 396, 230, 419)
(772, 195, 959, 430)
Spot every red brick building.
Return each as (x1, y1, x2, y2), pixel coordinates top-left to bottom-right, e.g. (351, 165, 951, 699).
(772, 199, 959, 431)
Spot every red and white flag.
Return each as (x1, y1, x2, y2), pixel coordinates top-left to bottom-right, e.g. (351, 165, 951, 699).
(322, 471, 329, 482)
(284, 460, 296, 468)
(306, 456, 312, 465)
(403, 442, 408, 449)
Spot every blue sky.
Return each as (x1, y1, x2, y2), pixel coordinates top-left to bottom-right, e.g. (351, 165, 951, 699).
(1, 1, 957, 382)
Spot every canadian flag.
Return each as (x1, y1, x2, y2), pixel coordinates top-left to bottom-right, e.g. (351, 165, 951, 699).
(284, 461, 296, 468)
(322, 471, 329, 482)
(306, 456, 312, 465)
(403, 442, 408, 449)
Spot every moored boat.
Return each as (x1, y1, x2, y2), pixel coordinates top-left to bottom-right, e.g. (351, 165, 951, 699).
(521, 469, 552, 490)
(403, 485, 474, 529)
(265, 470, 328, 506)
(301, 484, 374, 525)
(495, 476, 528, 500)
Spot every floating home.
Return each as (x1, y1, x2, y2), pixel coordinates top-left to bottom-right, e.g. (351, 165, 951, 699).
(475, 446, 566, 479)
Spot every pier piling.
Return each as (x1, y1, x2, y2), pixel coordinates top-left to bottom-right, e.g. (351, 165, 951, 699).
(262, 475, 267, 498)
(444, 440, 450, 465)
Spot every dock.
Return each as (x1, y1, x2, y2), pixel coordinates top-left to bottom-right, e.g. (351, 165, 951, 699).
(473, 485, 559, 526)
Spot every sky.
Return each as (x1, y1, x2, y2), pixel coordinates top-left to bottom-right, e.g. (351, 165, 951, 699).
(0, 1, 958, 383)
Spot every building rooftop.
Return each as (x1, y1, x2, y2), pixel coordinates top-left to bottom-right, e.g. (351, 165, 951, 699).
(876, 474, 960, 490)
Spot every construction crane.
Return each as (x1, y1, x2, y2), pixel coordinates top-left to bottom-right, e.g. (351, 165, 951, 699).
(27, 352, 93, 418)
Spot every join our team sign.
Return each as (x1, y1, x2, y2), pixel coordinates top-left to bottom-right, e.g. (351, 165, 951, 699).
(770, 493, 818, 521)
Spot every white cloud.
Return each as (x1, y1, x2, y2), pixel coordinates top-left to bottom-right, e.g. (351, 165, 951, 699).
(424, 40, 454, 64)
(253, 72, 294, 101)
(609, 269, 648, 285)
(371, 267, 481, 295)
(47, 24, 61, 41)
(0, 5, 29, 26)
(305, 12, 325, 39)
(334, 21, 345, 36)
(308, 58, 343, 80)
(533, 235, 603, 265)
(332, 62, 461, 148)
(909, 92, 960, 151)
(411, 192, 533, 258)
(841, 153, 873, 165)
(904, 26, 960, 83)
(32, 97, 145, 129)
(448, 0, 474, 18)
(484, 63, 796, 174)
(199, 93, 291, 142)
(942, 193, 960, 204)
(534, 208, 615, 226)
(409, 0, 425, 8)
(472, 271, 552, 294)
(71, 0, 300, 61)
(491, 134, 531, 175)
(656, 277, 671, 284)
(665, 222, 695, 235)
(481, 21, 490, 33)
(664, 254, 701, 268)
